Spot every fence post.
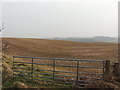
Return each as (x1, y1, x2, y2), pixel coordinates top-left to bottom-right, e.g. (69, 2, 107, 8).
(119, 62, 120, 76)
(76, 60, 79, 86)
(103, 60, 110, 76)
(31, 58, 34, 82)
(113, 63, 120, 77)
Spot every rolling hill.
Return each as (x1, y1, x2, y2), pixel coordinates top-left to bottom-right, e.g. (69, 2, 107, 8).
(2, 37, 118, 62)
(52, 36, 118, 43)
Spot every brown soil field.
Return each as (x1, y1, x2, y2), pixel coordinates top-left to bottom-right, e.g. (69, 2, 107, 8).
(2, 38, 118, 62)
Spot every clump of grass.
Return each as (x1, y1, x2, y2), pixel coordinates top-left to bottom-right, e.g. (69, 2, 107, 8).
(2, 62, 13, 83)
(85, 80, 118, 89)
(12, 81, 28, 88)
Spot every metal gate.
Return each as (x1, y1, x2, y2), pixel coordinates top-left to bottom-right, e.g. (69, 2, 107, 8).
(13, 56, 110, 86)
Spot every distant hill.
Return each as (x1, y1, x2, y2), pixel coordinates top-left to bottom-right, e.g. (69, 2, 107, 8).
(52, 36, 118, 43)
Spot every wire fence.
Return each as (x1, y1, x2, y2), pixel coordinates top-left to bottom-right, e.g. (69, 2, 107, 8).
(13, 56, 110, 86)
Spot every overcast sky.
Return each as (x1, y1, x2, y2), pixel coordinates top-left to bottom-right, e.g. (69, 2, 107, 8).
(1, 0, 119, 38)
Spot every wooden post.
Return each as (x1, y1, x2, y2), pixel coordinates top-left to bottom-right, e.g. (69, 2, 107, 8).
(119, 62, 120, 76)
(113, 63, 120, 77)
(104, 60, 110, 76)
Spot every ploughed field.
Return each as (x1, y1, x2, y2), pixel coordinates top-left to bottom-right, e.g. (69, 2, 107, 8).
(2, 38, 118, 62)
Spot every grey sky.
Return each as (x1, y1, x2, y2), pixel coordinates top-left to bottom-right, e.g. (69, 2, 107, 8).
(1, 0, 118, 38)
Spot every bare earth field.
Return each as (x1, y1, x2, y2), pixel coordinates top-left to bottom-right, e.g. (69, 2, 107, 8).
(2, 38, 118, 62)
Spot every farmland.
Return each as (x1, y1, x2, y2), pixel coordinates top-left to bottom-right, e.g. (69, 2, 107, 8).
(2, 38, 118, 62)
(2, 38, 119, 88)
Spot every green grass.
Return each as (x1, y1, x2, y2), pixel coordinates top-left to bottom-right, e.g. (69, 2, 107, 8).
(3, 76, 78, 88)
(3, 63, 81, 88)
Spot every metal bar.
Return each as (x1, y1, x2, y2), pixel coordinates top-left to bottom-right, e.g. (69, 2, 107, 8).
(53, 59, 55, 82)
(55, 74, 102, 80)
(14, 61, 103, 69)
(33, 75, 53, 79)
(14, 67, 103, 75)
(16, 74, 93, 82)
(55, 64, 103, 69)
(22, 77, 87, 86)
(14, 67, 32, 70)
(14, 71, 102, 80)
(24, 75, 93, 83)
(34, 68, 103, 75)
(76, 60, 79, 85)
(34, 69, 53, 72)
(14, 74, 32, 77)
(31, 58, 34, 82)
(33, 63, 54, 66)
(33, 72, 53, 76)
(14, 70, 31, 73)
(54, 78, 93, 83)
(13, 56, 105, 62)
(13, 57, 15, 79)
(34, 72, 100, 79)
(14, 61, 32, 64)
(54, 70, 76, 74)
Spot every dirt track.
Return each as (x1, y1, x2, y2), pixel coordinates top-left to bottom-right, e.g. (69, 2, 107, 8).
(2, 38, 118, 62)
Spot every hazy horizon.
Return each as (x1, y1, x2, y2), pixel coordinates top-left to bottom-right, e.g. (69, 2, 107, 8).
(1, 0, 118, 38)
(0, 35, 118, 38)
